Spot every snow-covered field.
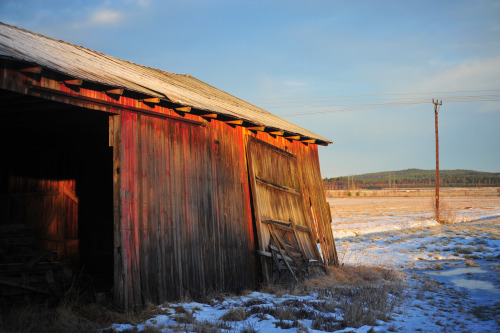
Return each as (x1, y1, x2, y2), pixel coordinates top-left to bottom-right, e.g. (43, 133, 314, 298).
(107, 196, 500, 332)
(333, 197, 500, 332)
(330, 196, 500, 239)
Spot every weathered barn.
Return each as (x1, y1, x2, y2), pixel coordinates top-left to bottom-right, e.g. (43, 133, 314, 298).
(0, 22, 338, 310)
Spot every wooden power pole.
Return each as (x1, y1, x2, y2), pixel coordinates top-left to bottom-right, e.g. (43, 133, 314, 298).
(433, 99, 442, 222)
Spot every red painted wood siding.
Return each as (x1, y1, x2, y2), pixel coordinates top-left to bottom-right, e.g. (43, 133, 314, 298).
(113, 113, 258, 308)
(113, 111, 337, 309)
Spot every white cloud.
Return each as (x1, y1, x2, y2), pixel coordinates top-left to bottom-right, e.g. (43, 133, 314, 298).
(418, 56, 500, 92)
(91, 10, 122, 24)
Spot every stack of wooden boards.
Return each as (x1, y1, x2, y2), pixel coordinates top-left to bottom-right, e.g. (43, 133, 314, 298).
(0, 224, 72, 306)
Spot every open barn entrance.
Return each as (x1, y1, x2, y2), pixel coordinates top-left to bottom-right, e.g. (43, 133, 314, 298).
(0, 90, 114, 301)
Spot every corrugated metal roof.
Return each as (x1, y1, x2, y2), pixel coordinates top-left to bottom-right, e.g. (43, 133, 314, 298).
(0, 22, 331, 143)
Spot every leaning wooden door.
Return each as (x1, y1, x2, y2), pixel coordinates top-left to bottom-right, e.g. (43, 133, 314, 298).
(247, 138, 324, 283)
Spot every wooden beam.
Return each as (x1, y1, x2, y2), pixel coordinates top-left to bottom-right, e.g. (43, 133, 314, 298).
(61, 186, 79, 204)
(255, 176, 301, 196)
(224, 119, 243, 125)
(19, 66, 42, 74)
(0, 279, 50, 294)
(285, 135, 301, 140)
(263, 221, 294, 232)
(200, 113, 218, 119)
(64, 79, 83, 86)
(261, 219, 295, 232)
(142, 97, 160, 104)
(301, 139, 316, 144)
(175, 106, 191, 113)
(106, 88, 124, 96)
(247, 126, 265, 131)
(269, 131, 284, 136)
(257, 250, 291, 262)
(28, 84, 205, 126)
(268, 227, 298, 282)
(317, 141, 330, 146)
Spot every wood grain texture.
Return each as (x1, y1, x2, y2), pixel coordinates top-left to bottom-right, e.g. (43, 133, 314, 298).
(113, 115, 338, 308)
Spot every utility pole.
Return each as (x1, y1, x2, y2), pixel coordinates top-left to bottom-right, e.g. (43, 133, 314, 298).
(433, 99, 442, 222)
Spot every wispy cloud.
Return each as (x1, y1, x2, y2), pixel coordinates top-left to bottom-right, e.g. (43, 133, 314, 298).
(253, 73, 311, 99)
(421, 56, 500, 91)
(477, 103, 500, 113)
(91, 10, 122, 24)
(284, 79, 307, 88)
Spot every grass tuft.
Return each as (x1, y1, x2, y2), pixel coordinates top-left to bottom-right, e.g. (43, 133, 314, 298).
(219, 307, 247, 322)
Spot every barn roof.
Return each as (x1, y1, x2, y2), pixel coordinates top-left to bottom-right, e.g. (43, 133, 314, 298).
(0, 22, 331, 144)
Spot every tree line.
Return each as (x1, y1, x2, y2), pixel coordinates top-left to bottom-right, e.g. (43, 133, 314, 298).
(323, 169, 500, 190)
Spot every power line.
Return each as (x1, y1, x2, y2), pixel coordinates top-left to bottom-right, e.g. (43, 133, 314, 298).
(246, 89, 500, 101)
(245, 89, 500, 117)
(276, 97, 500, 117)
(259, 94, 500, 107)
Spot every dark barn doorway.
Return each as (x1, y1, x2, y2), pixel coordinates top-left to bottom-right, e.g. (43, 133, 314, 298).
(0, 90, 114, 296)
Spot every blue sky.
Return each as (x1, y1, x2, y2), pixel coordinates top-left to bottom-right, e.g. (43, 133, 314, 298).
(1, 0, 499, 177)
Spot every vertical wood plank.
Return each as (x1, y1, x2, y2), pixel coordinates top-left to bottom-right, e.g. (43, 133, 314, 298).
(110, 114, 125, 310)
(246, 141, 270, 284)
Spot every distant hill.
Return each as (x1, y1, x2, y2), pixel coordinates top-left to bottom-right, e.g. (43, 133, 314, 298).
(323, 169, 500, 189)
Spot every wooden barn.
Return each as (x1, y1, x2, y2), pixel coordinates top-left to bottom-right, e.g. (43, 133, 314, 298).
(0, 22, 338, 310)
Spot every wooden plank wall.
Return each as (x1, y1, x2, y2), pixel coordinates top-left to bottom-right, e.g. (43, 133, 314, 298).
(247, 140, 314, 258)
(247, 139, 325, 281)
(112, 113, 257, 309)
(248, 133, 338, 266)
(112, 111, 338, 309)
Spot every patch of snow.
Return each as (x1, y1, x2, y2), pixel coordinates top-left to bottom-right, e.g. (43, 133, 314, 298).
(106, 197, 500, 332)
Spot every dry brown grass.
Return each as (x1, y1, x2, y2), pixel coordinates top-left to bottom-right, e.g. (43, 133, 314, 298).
(0, 304, 102, 333)
(465, 259, 480, 267)
(0, 298, 176, 333)
(263, 265, 408, 328)
(429, 198, 459, 224)
(330, 196, 500, 225)
(0, 265, 407, 332)
(219, 307, 248, 322)
(259, 284, 287, 297)
(303, 265, 405, 289)
(173, 309, 196, 324)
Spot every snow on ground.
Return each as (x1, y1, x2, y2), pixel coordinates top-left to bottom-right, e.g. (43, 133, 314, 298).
(107, 197, 500, 332)
(334, 197, 500, 332)
(330, 196, 500, 239)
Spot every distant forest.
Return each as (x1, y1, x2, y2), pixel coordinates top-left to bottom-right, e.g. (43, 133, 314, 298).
(323, 169, 500, 190)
